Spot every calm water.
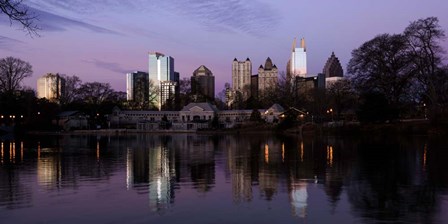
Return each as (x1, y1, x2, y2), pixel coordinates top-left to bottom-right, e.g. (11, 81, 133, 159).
(0, 133, 448, 224)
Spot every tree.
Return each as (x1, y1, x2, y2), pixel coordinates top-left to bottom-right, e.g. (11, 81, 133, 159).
(77, 82, 115, 105)
(348, 33, 414, 106)
(0, 56, 32, 94)
(404, 17, 446, 120)
(327, 79, 357, 119)
(0, 0, 39, 35)
(59, 75, 82, 105)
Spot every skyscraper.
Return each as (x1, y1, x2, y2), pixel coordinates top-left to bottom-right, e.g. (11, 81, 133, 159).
(148, 52, 179, 110)
(322, 52, 344, 87)
(126, 71, 149, 103)
(322, 52, 343, 78)
(37, 73, 65, 102)
(287, 38, 307, 78)
(232, 58, 252, 100)
(258, 57, 278, 94)
(191, 65, 215, 101)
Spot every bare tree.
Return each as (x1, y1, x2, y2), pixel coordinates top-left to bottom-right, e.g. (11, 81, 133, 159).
(77, 82, 115, 105)
(59, 75, 82, 105)
(0, 56, 32, 94)
(0, 0, 39, 35)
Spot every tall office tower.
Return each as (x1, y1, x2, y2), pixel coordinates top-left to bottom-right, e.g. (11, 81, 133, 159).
(287, 37, 307, 78)
(322, 52, 344, 88)
(191, 65, 215, 101)
(126, 71, 149, 103)
(232, 58, 252, 100)
(148, 52, 178, 110)
(322, 52, 343, 78)
(37, 73, 65, 102)
(258, 57, 278, 94)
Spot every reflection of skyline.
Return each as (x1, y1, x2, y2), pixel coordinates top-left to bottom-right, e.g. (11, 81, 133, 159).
(0, 135, 446, 223)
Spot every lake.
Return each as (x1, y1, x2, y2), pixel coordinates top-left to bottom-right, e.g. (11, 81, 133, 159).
(0, 133, 447, 223)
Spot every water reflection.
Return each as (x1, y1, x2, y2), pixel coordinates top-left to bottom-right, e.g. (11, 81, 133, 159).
(0, 134, 447, 223)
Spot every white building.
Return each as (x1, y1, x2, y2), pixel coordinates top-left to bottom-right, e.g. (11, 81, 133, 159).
(37, 73, 65, 102)
(288, 38, 307, 78)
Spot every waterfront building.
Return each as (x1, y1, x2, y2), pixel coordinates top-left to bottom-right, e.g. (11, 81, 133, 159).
(232, 58, 252, 100)
(287, 38, 307, 78)
(191, 65, 215, 101)
(148, 52, 179, 110)
(109, 102, 284, 130)
(37, 73, 65, 102)
(126, 71, 149, 103)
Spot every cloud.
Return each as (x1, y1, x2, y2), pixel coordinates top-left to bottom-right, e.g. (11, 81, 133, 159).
(26, 0, 280, 36)
(0, 35, 24, 50)
(22, 5, 121, 35)
(82, 59, 128, 74)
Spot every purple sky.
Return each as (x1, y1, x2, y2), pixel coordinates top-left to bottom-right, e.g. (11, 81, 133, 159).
(1, 0, 447, 94)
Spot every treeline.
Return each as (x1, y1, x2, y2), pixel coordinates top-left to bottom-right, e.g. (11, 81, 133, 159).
(0, 59, 126, 130)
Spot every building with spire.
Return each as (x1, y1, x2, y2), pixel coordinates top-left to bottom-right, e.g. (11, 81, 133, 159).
(232, 58, 252, 100)
(257, 57, 278, 94)
(191, 65, 215, 101)
(322, 52, 344, 87)
(287, 37, 307, 78)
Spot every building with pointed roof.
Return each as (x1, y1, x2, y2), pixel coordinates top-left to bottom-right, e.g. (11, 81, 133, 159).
(323, 52, 343, 78)
(191, 65, 215, 101)
(322, 52, 344, 87)
(257, 57, 278, 95)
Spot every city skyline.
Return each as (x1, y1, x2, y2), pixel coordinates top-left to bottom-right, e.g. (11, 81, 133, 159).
(1, 0, 447, 94)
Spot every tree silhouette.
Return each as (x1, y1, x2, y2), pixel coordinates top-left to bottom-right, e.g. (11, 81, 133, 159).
(0, 0, 39, 35)
(0, 56, 32, 94)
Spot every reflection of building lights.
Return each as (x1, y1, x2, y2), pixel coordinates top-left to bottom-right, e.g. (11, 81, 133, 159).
(282, 143, 285, 163)
(291, 182, 308, 218)
(21, 141, 24, 162)
(327, 145, 333, 167)
(300, 141, 304, 162)
(96, 141, 100, 161)
(264, 144, 269, 164)
(126, 148, 133, 190)
(1, 142, 3, 164)
(38, 142, 41, 158)
(423, 144, 428, 171)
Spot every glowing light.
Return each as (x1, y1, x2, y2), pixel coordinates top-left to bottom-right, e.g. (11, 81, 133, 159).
(21, 141, 24, 162)
(37, 142, 41, 158)
(96, 141, 100, 161)
(1, 142, 3, 164)
(282, 143, 285, 162)
(327, 145, 333, 167)
(264, 144, 269, 164)
(300, 141, 304, 162)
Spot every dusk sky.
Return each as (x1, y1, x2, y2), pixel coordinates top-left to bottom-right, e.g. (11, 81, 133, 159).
(1, 0, 447, 94)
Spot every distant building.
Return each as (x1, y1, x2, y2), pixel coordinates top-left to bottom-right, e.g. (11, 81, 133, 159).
(232, 58, 252, 100)
(323, 52, 343, 78)
(287, 38, 307, 78)
(37, 73, 65, 102)
(148, 52, 179, 110)
(251, 75, 259, 99)
(322, 52, 344, 88)
(191, 65, 215, 101)
(126, 71, 149, 103)
(257, 57, 278, 94)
